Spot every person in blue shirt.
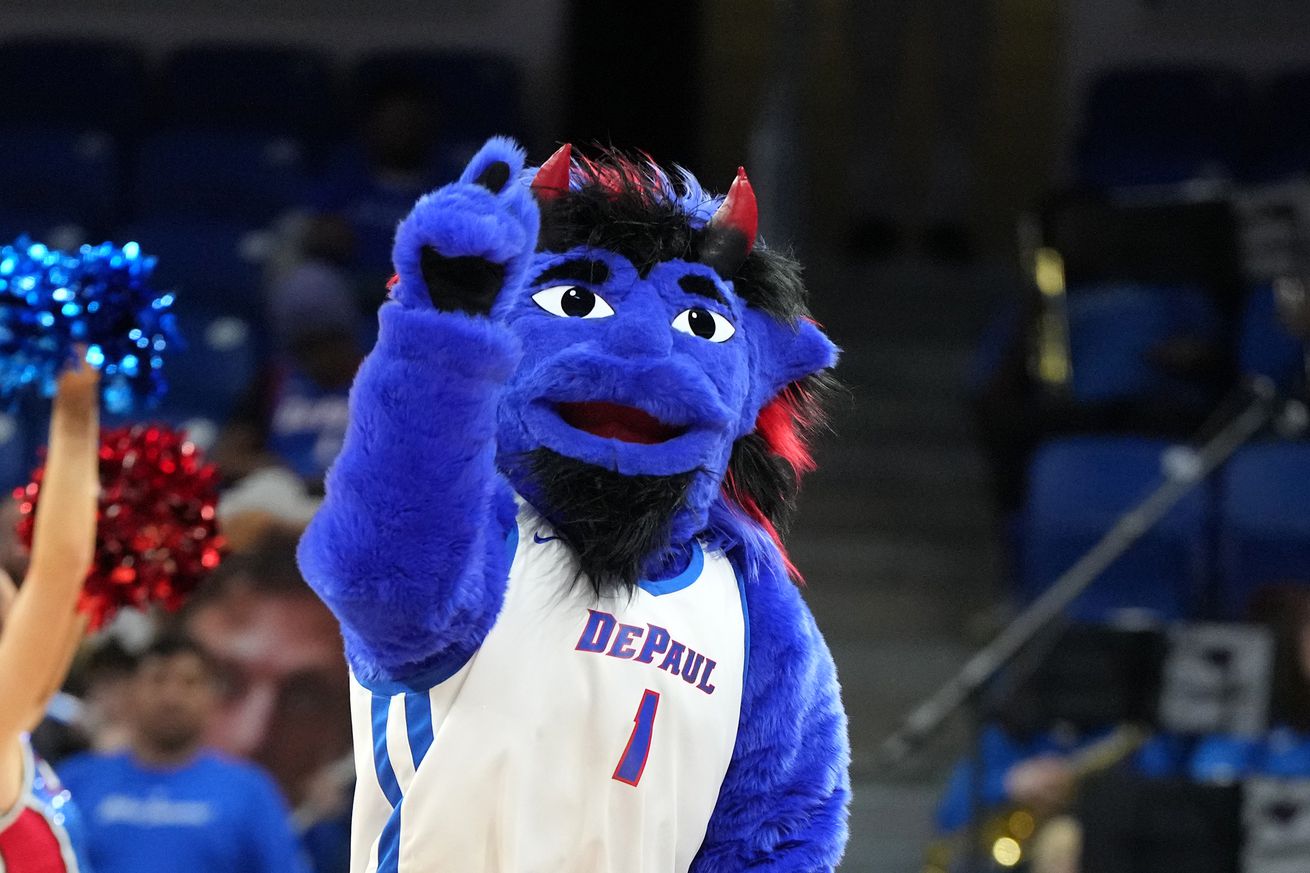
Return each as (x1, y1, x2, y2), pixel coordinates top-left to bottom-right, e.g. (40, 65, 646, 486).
(57, 635, 308, 873)
(1191, 584, 1310, 783)
(213, 262, 363, 494)
(304, 79, 463, 280)
(934, 722, 1189, 834)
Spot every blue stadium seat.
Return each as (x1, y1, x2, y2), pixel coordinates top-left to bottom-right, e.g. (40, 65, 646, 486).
(1237, 282, 1305, 393)
(120, 218, 269, 321)
(0, 39, 146, 134)
(1065, 282, 1222, 406)
(161, 44, 335, 138)
(352, 50, 525, 150)
(1217, 443, 1310, 618)
(1077, 66, 1248, 187)
(0, 210, 92, 253)
(99, 311, 257, 446)
(1244, 69, 1310, 182)
(163, 310, 258, 425)
(1020, 437, 1211, 621)
(0, 407, 32, 494)
(0, 128, 120, 231)
(135, 131, 308, 223)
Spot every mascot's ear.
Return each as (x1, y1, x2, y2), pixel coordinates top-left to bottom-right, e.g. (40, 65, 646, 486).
(742, 308, 838, 418)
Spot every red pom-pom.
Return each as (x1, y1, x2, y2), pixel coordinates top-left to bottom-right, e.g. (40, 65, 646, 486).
(15, 424, 225, 630)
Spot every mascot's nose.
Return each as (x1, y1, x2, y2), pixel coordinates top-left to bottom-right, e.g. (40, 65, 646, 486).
(610, 311, 673, 359)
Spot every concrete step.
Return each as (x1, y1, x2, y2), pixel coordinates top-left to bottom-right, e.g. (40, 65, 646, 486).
(832, 637, 977, 780)
(838, 390, 977, 444)
(813, 442, 991, 492)
(845, 781, 948, 873)
(795, 487, 998, 543)
(810, 256, 1017, 346)
(793, 535, 999, 644)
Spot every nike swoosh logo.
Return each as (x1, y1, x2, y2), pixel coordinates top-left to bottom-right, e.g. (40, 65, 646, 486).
(533, 532, 560, 544)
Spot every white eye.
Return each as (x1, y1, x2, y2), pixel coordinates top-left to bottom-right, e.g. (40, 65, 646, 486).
(531, 285, 614, 319)
(672, 308, 735, 342)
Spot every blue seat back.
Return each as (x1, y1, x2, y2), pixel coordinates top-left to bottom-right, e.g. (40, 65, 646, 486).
(1021, 437, 1210, 621)
(161, 44, 335, 138)
(163, 311, 258, 423)
(1066, 282, 1222, 406)
(0, 128, 120, 230)
(352, 50, 525, 150)
(1245, 69, 1310, 181)
(135, 131, 308, 223)
(120, 218, 267, 321)
(1218, 443, 1310, 618)
(0, 39, 146, 134)
(1237, 282, 1305, 393)
(0, 407, 31, 494)
(100, 311, 257, 448)
(1078, 66, 1247, 187)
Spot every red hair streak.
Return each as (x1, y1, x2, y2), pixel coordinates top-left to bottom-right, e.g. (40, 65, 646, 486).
(756, 385, 818, 478)
(722, 382, 822, 584)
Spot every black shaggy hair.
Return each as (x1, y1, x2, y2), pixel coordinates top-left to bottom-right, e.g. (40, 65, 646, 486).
(534, 147, 839, 577)
(524, 448, 696, 597)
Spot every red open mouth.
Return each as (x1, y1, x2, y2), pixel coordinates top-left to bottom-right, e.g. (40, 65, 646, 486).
(555, 401, 688, 445)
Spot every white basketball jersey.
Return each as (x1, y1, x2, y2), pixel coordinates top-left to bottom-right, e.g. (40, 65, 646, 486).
(347, 500, 747, 873)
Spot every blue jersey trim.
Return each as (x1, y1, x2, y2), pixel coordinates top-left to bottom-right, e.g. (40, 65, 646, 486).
(506, 519, 519, 563)
(354, 646, 475, 697)
(404, 692, 435, 770)
(370, 695, 403, 808)
(737, 568, 750, 689)
(378, 804, 403, 873)
(638, 541, 705, 597)
(370, 694, 405, 873)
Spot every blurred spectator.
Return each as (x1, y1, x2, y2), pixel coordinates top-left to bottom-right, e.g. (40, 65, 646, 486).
(0, 496, 28, 581)
(931, 723, 1185, 873)
(218, 466, 323, 553)
(212, 262, 361, 494)
(182, 536, 352, 811)
(304, 78, 460, 282)
(296, 755, 354, 873)
(1276, 277, 1310, 342)
(77, 640, 139, 755)
(57, 634, 308, 873)
(0, 560, 12, 620)
(1191, 584, 1310, 782)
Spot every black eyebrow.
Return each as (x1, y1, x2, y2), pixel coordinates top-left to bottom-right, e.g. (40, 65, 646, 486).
(678, 274, 727, 305)
(531, 259, 609, 286)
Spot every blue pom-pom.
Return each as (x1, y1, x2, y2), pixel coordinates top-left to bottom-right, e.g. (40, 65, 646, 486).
(0, 236, 180, 412)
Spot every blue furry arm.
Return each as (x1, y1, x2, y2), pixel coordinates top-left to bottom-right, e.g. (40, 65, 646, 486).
(299, 138, 539, 683)
(692, 565, 851, 871)
(297, 303, 521, 682)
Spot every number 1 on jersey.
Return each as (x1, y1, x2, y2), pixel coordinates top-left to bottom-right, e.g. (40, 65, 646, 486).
(613, 689, 660, 786)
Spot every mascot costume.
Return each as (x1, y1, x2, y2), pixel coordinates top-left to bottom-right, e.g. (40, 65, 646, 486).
(298, 138, 851, 872)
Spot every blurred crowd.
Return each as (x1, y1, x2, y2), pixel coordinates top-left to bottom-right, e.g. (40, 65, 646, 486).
(0, 37, 520, 873)
(934, 64, 1310, 873)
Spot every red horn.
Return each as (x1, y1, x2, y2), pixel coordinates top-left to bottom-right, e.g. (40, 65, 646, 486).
(531, 143, 573, 200)
(712, 167, 758, 249)
(699, 167, 758, 278)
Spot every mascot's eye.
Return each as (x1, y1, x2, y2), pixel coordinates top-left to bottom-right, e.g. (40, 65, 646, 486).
(672, 308, 735, 343)
(531, 285, 614, 319)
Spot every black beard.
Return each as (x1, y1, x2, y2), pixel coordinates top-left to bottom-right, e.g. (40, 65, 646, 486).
(520, 448, 696, 596)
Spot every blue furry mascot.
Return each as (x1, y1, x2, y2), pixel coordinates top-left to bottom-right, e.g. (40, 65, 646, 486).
(298, 138, 850, 872)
